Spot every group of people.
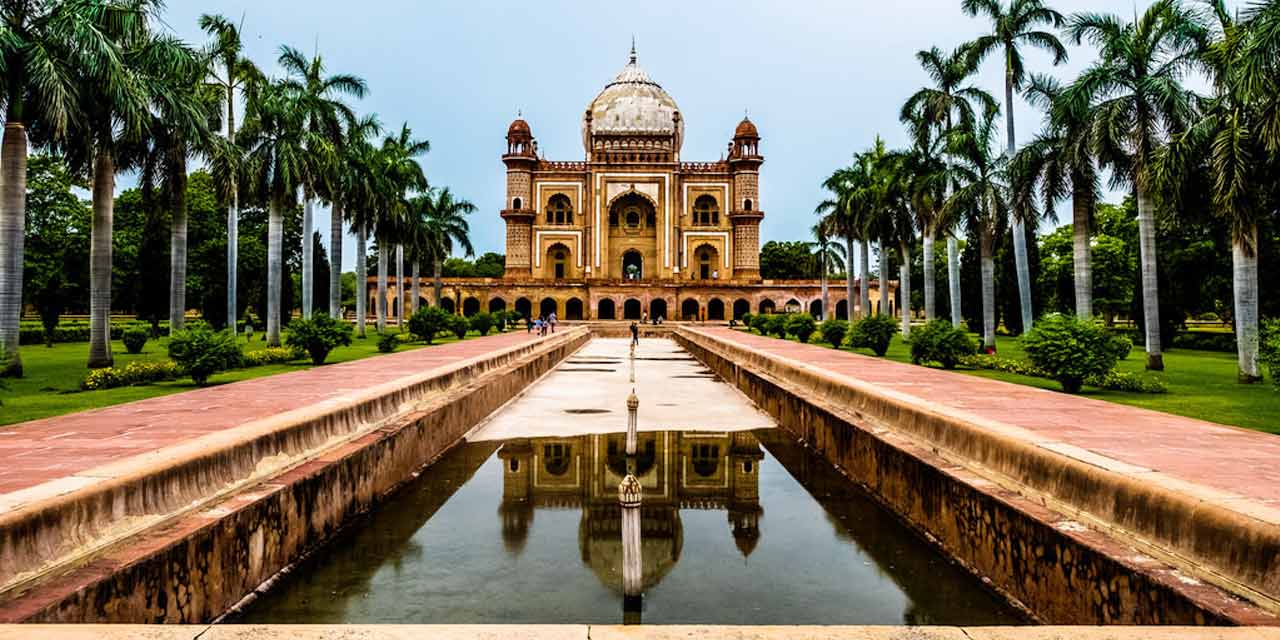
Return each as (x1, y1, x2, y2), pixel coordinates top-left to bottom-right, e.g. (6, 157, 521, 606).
(527, 311, 558, 336)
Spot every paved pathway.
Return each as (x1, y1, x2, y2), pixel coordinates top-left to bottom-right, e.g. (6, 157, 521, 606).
(700, 327, 1280, 509)
(0, 332, 540, 498)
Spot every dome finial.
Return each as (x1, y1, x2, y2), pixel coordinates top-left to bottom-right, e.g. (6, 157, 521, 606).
(630, 36, 637, 64)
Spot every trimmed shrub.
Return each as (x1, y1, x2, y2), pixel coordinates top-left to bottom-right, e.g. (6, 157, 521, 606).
(448, 314, 470, 341)
(470, 312, 494, 336)
(907, 319, 976, 369)
(286, 313, 354, 365)
(1262, 319, 1280, 388)
(849, 315, 898, 357)
(167, 323, 241, 386)
(493, 310, 508, 332)
(741, 313, 754, 329)
(240, 347, 301, 368)
(122, 327, 149, 354)
(819, 319, 848, 348)
(409, 307, 451, 344)
(80, 360, 181, 391)
(960, 354, 1167, 394)
(766, 314, 788, 338)
(1107, 334, 1134, 361)
(377, 332, 400, 353)
(1020, 313, 1118, 393)
(785, 314, 817, 344)
(1170, 331, 1236, 352)
(749, 314, 770, 334)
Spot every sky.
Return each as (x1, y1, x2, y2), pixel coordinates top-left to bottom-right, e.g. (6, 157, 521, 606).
(157, 0, 1231, 271)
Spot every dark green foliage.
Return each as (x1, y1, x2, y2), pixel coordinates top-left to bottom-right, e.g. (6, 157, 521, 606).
(819, 319, 848, 348)
(760, 241, 819, 279)
(961, 354, 1166, 393)
(122, 327, 149, 355)
(448, 314, 470, 340)
(377, 333, 400, 353)
(493, 310, 508, 332)
(741, 313, 754, 328)
(1107, 334, 1134, 361)
(766, 314, 788, 338)
(850, 315, 898, 357)
(1170, 332, 1236, 352)
(785, 314, 817, 343)
(409, 307, 451, 344)
(285, 313, 354, 365)
(470, 312, 494, 336)
(441, 252, 506, 278)
(1021, 314, 1119, 393)
(749, 314, 769, 334)
(167, 323, 241, 386)
(1262, 320, 1280, 389)
(907, 320, 976, 369)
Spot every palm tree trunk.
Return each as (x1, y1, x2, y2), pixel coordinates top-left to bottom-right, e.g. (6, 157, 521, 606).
(899, 243, 912, 336)
(0, 123, 29, 376)
(355, 225, 367, 337)
(1233, 224, 1260, 382)
(1071, 182, 1092, 319)
(433, 256, 444, 308)
(878, 240, 890, 318)
(859, 240, 871, 319)
(301, 191, 314, 317)
(1004, 66, 1034, 333)
(395, 244, 404, 330)
(411, 261, 421, 316)
(376, 242, 387, 334)
(329, 201, 343, 318)
(1136, 187, 1163, 370)
(266, 187, 284, 347)
(844, 235, 855, 321)
(88, 150, 115, 368)
(922, 227, 936, 321)
(225, 80, 239, 334)
(819, 251, 829, 321)
(948, 234, 962, 328)
(980, 222, 996, 351)
(168, 150, 189, 331)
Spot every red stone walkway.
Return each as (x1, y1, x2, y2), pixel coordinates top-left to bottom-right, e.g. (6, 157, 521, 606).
(699, 326, 1280, 509)
(0, 331, 540, 498)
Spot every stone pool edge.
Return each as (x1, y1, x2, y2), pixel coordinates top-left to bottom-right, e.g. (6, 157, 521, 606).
(675, 326, 1277, 626)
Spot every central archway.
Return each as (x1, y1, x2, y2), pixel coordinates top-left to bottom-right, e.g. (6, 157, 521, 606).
(540, 297, 558, 318)
(622, 250, 643, 281)
(681, 298, 700, 321)
(623, 298, 642, 320)
(708, 298, 725, 321)
(597, 298, 616, 320)
(649, 298, 668, 322)
(565, 297, 584, 321)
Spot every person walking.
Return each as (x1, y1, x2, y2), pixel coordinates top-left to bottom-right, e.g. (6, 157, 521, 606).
(525, 314, 533, 333)
(549, 311, 558, 333)
(629, 321, 639, 347)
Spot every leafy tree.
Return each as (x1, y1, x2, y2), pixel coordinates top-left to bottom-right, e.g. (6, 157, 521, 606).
(759, 241, 815, 279)
(286, 312, 353, 365)
(23, 156, 91, 345)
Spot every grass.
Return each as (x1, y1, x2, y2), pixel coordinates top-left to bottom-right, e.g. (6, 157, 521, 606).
(740, 327, 1280, 435)
(0, 323, 491, 427)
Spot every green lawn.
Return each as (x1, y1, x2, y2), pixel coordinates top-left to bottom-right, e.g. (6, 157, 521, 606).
(0, 325, 482, 427)
(742, 328, 1280, 435)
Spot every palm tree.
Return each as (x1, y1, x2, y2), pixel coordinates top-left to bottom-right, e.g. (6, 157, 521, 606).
(278, 45, 367, 317)
(947, 109, 1010, 350)
(201, 13, 262, 332)
(862, 138, 902, 321)
(418, 187, 476, 306)
(378, 124, 429, 325)
(0, 0, 147, 376)
(330, 115, 381, 321)
(899, 127, 951, 324)
(240, 79, 314, 347)
(1010, 74, 1100, 319)
(901, 45, 999, 327)
(962, 0, 1069, 333)
(1065, 0, 1206, 370)
(809, 220, 847, 320)
(1158, 0, 1277, 382)
(816, 163, 868, 320)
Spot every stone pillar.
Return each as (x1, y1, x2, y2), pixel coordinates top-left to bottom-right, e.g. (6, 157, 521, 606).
(619, 472, 643, 618)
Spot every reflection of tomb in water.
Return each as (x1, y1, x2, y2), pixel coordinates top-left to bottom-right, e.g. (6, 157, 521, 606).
(497, 430, 765, 592)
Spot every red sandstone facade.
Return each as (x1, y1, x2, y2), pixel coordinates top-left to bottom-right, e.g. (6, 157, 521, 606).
(372, 47, 891, 321)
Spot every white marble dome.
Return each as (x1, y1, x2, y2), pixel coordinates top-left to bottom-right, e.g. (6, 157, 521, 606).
(584, 48, 682, 142)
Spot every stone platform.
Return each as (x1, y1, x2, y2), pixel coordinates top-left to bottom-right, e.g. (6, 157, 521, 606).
(677, 326, 1280, 622)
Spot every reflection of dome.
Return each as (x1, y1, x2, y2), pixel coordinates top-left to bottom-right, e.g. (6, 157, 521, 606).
(734, 117, 759, 139)
(730, 505, 763, 558)
(584, 46, 682, 143)
(580, 506, 683, 593)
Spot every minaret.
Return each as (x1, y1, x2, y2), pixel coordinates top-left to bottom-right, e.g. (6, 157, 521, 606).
(729, 116, 764, 280)
(502, 116, 537, 278)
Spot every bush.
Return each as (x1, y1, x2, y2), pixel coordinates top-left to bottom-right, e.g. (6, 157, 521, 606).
(749, 314, 770, 334)
(122, 327, 149, 354)
(819, 319, 848, 348)
(1170, 331, 1236, 352)
(741, 313, 754, 329)
(1020, 313, 1119, 393)
(785, 314, 817, 344)
(960, 354, 1167, 394)
(377, 332, 400, 353)
(849, 315, 898, 357)
(409, 307, 451, 344)
(1262, 319, 1280, 388)
(285, 313, 354, 365)
(1107, 334, 1133, 361)
(766, 314, 789, 338)
(907, 319, 976, 369)
(80, 360, 181, 391)
(448, 314, 470, 340)
(240, 347, 302, 368)
(493, 310, 508, 332)
(470, 312, 494, 336)
(167, 323, 241, 386)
